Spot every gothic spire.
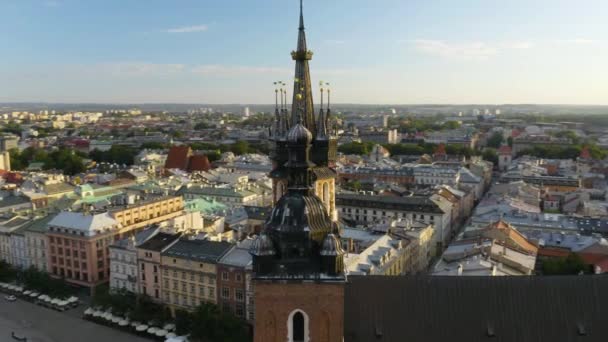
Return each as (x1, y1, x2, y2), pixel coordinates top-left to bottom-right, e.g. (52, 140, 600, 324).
(316, 82, 328, 139)
(291, 0, 316, 136)
(273, 83, 280, 138)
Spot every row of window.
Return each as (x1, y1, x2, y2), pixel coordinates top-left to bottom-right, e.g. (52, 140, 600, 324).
(340, 207, 435, 221)
(221, 286, 245, 302)
(50, 246, 86, 258)
(49, 237, 85, 248)
(163, 280, 216, 298)
(52, 266, 93, 282)
(164, 292, 204, 307)
(162, 268, 216, 284)
(221, 271, 243, 283)
(110, 252, 135, 263)
(112, 264, 136, 276)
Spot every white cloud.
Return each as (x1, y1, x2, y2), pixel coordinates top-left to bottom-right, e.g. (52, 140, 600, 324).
(166, 25, 208, 33)
(90, 63, 186, 77)
(191, 65, 290, 76)
(554, 39, 599, 45)
(324, 39, 346, 46)
(409, 39, 533, 60)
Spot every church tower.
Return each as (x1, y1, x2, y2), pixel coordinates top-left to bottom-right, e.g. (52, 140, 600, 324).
(252, 5, 345, 341)
(270, 0, 338, 222)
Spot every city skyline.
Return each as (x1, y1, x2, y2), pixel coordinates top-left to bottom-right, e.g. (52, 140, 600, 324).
(1, 0, 607, 105)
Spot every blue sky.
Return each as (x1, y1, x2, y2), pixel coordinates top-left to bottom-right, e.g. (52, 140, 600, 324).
(1, 0, 607, 104)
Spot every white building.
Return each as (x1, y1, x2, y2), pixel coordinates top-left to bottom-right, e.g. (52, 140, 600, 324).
(413, 164, 460, 186)
(109, 227, 160, 293)
(336, 193, 452, 251)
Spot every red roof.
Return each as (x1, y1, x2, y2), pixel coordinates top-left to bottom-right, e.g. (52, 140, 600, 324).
(580, 146, 591, 160)
(6, 172, 23, 184)
(188, 155, 211, 172)
(433, 143, 446, 156)
(511, 130, 522, 138)
(538, 247, 570, 258)
(498, 145, 512, 155)
(164, 146, 192, 170)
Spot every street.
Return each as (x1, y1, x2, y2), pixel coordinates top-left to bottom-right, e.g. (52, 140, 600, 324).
(0, 298, 150, 342)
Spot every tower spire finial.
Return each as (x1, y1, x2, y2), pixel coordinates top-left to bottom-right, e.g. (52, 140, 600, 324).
(299, 0, 304, 30)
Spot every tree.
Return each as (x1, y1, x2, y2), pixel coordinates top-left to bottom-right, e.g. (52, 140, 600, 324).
(482, 148, 498, 165)
(19, 266, 72, 298)
(507, 136, 513, 147)
(0, 261, 16, 282)
(140, 142, 167, 150)
(542, 253, 589, 275)
(89, 145, 137, 166)
(194, 122, 214, 130)
(338, 142, 375, 155)
(486, 132, 504, 148)
(8, 148, 24, 170)
(44, 148, 86, 175)
(174, 309, 194, 335)
(188, 303, 249, 342)
(230, 141, 250, 155)
(1, 121, 22, 135)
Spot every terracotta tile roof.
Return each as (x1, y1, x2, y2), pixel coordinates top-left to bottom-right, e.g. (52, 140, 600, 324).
(498, 145, 512, 155)
(165, 146, 192, 170)
(580, 146, 591, 159)
(482, 220, 538, 255)
(188, 154, 211, 172)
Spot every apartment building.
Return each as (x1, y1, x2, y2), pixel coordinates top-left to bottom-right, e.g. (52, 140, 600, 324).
(109, 227, 159, 293)
(217, 239, 254, 321)
(160, 239, 233, 314)
(136, 232, 181, 300)
(47, 196, 184, 289)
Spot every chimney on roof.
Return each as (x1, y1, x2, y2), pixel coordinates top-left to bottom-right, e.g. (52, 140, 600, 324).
(457, 263, 463, 276)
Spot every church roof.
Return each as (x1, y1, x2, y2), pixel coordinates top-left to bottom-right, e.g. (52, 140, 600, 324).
(267, 192, 332, 234)
(345, 275, 608, 342)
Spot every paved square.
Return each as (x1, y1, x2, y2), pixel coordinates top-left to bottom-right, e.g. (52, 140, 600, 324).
(0, 299, 149, 342)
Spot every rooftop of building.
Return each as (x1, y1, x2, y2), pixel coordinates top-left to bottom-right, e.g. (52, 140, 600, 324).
(162, 238, 233, 263)
(136, 232, 181, 252)
(48, 211, 119, 235)
(345, 275, 608, 342)
(337, 193, 445, 213)
(110, 226, 160, 250)
(345, 234, 410, 275)
(219, 239, 253, 268)
(177, 185, 257, 198)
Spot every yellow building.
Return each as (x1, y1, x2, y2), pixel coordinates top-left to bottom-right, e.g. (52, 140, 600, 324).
(113, 196, 184, 231)
(159, 239, 233, 313)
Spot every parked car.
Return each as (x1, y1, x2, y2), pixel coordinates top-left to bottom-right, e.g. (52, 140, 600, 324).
(4, 295, 16, 302)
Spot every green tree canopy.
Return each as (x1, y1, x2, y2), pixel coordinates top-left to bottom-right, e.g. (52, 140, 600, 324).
(486, 131, 504, 148)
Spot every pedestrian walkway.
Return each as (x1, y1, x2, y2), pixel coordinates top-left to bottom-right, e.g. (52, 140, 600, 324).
(0, 299, 149, 342)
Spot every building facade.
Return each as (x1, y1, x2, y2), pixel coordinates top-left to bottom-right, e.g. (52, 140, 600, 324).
(136, 232, 181, 300)
(217, 239, 254, 321)
(47, 196, 184, 289)
(160, 239, 232, 313)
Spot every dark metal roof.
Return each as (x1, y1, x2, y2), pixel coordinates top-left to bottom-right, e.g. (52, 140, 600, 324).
(312, 166, 337, 180)
(267, 192, 332, 234)
(345, 275, 608, 342)
(137, 232, 180, 252)
(243, 206, 272, 221)
(163, 239, 233, 263)
(337, 193, 444, 214)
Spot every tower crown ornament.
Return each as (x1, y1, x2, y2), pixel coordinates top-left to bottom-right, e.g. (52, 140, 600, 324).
(291, 50, 314, 60)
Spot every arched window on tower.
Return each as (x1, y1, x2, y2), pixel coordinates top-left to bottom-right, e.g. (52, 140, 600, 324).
(293, 312, 304, 341)
(288, 309, 309, 342)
